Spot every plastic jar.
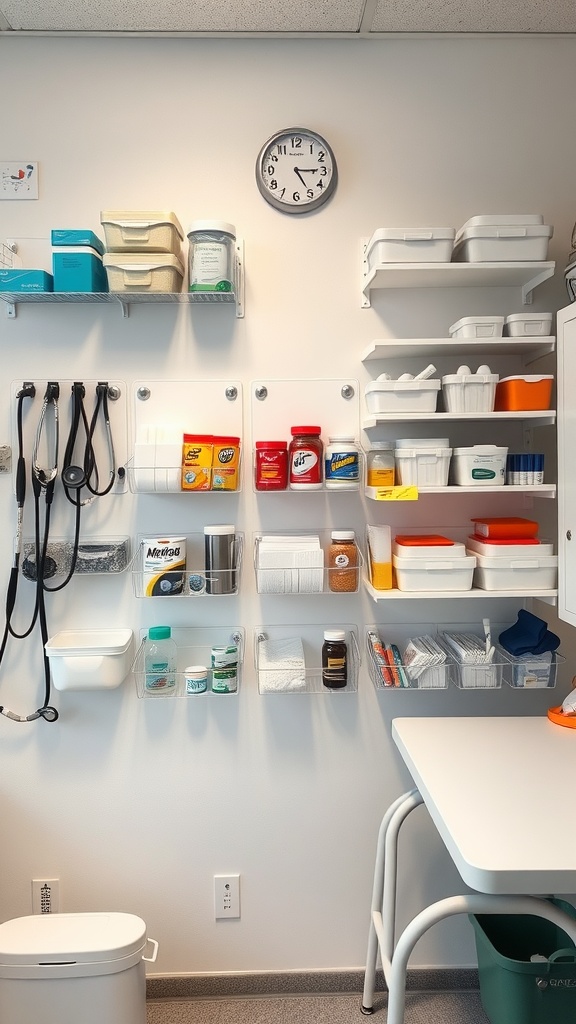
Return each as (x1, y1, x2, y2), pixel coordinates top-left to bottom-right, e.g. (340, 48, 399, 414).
(328, 531, 358, 593)
(367, 441, 395, 488)
(184, 665, 208, 695)
(289, 426, 323, 490)
(255, 441, 288, 491)
(322, 630, 348, 689)
(187, 221, 236, 294)
(325, 436, 360, 490)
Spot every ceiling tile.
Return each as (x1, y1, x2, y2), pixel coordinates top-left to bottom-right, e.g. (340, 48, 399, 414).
(371, 0, 576, 33)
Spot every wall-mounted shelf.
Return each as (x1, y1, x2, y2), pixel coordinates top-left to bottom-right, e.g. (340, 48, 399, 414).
(364, 577, 557, 605)
(361, 337, 556, 366)
(360, 253, 555, 308)
(254, 624, 360, 694)
(365, 484, 556, 501)
(133, 626, 244, 698)
(363, 410, 556, 429)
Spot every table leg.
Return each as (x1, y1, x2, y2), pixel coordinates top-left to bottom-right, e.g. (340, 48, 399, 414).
(361, 789, 422, 1013)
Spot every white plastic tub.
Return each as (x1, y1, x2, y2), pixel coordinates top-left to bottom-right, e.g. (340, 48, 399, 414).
(366, 227, 455, 267)
(441, 370, 498, 413)
(394, 447, 452, 487)
(394, 437, 449, 448)
(45, 629, 133, 691)
(100, 210, 184, 254)
(473, 552, 558, 591)
(393, 554, 476, 592)
(449, 315, 504, 339)
(393, 538, 467, 558)
(103, 253, 184, 293)
(505, 313, 553, 337)
(451, 445, 507, 486)
(365, 379, 440, 415)
(466, 536, 554, 558)
(452, 215, 553, 262)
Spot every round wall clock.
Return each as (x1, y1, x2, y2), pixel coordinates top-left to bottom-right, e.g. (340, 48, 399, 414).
(255, 127, 338, 214)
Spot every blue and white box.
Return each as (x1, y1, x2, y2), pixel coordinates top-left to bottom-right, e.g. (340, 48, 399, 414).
(51, 230, 106, 257)
(0, 269, 53, 292)
(52, 247, 108, 293)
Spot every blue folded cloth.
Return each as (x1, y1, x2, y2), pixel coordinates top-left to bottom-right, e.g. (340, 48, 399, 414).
(499, 609, 560, 657)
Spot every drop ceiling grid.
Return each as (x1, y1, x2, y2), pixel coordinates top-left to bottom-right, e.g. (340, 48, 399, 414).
(371, 0, 576, 33)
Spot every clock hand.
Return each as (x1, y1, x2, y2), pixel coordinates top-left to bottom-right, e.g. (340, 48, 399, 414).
(294, 167, 307, 187)
(294, 167, 320, 180)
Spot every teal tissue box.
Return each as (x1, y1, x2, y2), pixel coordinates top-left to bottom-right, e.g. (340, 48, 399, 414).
(0, 269, 53, 292)
(52, 247, 109, 293)
(51, 230, 105, 258)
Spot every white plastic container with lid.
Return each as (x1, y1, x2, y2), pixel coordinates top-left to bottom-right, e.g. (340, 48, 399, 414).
(473, 552, 558, 591)
(466, 536, 554, 558)
(392, 537, 467, 559)
(395, 437, 450, 448)
(451, 445, 507, 486)
(100, 210, 184, 254)
(365, 227, 455, 267)
(394, 447, 452, 487)
(505, 313, 553, 337)
(184, 665, 209, 695)
(392, 553, 476, 592)
(452, 215, 553, 262)
(187, 221, 236, 294)
(103, 253, 184, 293)
(45, 629, 133, 691)
(365, 379, 441, 415)
(0, 912, 157, 1024)
(324, 435, 360, 489)
(441, 365, 498, 414)
(449, 315, 505, 339)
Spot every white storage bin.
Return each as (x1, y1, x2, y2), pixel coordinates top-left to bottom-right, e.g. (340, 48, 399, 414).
(393, 554, 476, 592)
(365, 379, 440, 414)
(0, 912, 155, 1024)
(449, 315, 504, 339)
(451, 445, 507, 486)
(452, 215, 553, 262)
(366, 227, 455, 267)
(466, 536, 554, 558)
(441, 370, 498, 413)
(103, 253, 184, 293)
(395, 437, 449, 448)
(505, 313, 553, 337)
(473, 552, 558, 591)
(394, 447, 452, 487)
(100, 210, 184, 254)
(393, 538, 467, 558)
(45, 629, 133, 691)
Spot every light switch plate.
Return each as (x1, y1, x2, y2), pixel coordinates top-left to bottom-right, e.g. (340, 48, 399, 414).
(1, 162, 38, 199)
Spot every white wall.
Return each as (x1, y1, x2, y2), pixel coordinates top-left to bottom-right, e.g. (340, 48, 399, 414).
(0, 34, 575, 975)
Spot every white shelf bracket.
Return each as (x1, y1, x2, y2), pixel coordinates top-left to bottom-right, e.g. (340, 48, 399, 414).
(5, 302, 16, 319)
(114, 297, 130, 318)
(361, 238, 371, 308)
(522, 265, 555, 305)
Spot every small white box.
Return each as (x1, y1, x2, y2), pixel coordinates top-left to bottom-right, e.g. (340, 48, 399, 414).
(472, 553, 558, 591)
(103, 252, 184, 293)
(452, 216, 553, 262)
(366, 227, 455, 268)
(449, 315, 504, 339)
(45, 629, 133, 690)
(451, 445, 507, 486)
(365, 379, 440, 414)
(394, 447, 452, 487)
(505, 313, 553, 337)
(393, 554, 476, 592)
(100, 209, 184, 254)
(441, 372, 498, 413)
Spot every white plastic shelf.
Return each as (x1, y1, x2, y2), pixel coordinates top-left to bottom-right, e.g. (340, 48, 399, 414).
(365, 484, 556, 501)
(363, 410, 556, 429)
(361, 337, 556, 366)
(363, 576, 558, 605)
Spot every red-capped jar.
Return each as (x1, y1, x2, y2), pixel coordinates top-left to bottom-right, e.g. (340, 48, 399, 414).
(255, 441, 288, 491)
(288, 426, 323, 490)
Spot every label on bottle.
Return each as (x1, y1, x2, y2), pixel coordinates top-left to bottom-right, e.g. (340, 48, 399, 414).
(212, 667, 238, 693)
(190, 242, 232, 292)
(290, 447, 320, 483)
(325, 451, 359, 482)
(146, 660, 174, 690)
(367, 467, 395, 487)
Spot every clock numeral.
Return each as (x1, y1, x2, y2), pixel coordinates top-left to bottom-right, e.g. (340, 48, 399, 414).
(320, 166, 328, 176)
(292, 191, 300, 202)
(317, 180, 325, 191)
(318, 150, 325, 163)
(266, 165, 275, 175)
(309, 144, 314, 154)
(291, 137, 302, 148)
(276, 144, 287, 155)
(306, 189, 314, 200)
(269, 179, 278, 190)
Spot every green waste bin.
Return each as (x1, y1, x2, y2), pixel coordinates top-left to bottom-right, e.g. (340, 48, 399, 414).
(470, 899, 576, 1024)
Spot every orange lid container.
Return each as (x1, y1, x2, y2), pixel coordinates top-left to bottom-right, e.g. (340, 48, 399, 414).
(494, 375, 553, 412)
(472, 516, 539, 539)
(394, 534, 455, 546)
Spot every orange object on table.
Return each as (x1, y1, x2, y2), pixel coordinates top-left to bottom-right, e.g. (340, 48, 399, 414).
(548, 706, 576, 729)
(494, 374, 553, 411)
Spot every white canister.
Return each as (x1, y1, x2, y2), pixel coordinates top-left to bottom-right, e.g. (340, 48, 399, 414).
(451, 445, 508, 486)
(324, 436, 360, 490)
(184, 665, 209, 695)
(187, 221, 236, 294)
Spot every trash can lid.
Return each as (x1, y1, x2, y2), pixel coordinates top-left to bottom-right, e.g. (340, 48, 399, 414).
(0, 913, 146, 965)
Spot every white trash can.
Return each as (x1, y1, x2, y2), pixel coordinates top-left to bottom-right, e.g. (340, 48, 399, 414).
(0, 912, 158, 1024)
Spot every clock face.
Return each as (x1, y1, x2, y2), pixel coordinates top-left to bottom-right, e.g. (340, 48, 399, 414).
(256, 127, 337, 214)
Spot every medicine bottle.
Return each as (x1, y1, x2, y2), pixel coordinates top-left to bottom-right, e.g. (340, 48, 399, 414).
(211, 644, 239, 694)
(255, 441, 288, 491)
(367, 441, 395, 488)
(184, 665, 208, 695)
(187, 221, 236, 294)
(328, 530, 358, 593)
(322, 630, 348, 689)
(144, 626, 177, 694)
(288, 426, 323, 490)
(325, 436, 360, 490)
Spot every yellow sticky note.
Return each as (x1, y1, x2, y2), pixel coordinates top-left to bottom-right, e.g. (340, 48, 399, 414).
(374, 485, 419, 501)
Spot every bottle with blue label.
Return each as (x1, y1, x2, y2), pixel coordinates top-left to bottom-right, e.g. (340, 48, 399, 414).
(325, 436, 360, 490)
(144, 626, 177, 695)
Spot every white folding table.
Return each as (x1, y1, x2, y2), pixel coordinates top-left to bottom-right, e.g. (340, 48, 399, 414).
(361, 716, 576, 1023)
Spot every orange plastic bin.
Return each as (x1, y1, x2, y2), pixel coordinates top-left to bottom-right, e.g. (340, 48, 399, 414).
(494, 375, 553, 411)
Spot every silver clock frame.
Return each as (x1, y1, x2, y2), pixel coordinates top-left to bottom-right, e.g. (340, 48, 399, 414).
(255, 126, 338, 215)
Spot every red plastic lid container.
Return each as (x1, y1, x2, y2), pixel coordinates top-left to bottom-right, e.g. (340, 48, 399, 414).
(471, 516, 539, 539)
(394, 534, 455, 546)
(291, 425, 321, 435)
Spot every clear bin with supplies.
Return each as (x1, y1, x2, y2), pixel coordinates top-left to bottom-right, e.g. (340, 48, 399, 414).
(365, 624, 454, 690)
(132, 626, 244, 698)
(440, 627, 505, 688)
(499, 646, 564, 688)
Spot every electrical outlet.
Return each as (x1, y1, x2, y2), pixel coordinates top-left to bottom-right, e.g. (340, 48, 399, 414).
(32, 878, 60, 914)
(214, 874, 240, 919)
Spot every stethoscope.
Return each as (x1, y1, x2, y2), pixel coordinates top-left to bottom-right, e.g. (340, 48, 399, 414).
(0, 381, 117, 724)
